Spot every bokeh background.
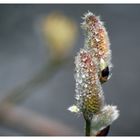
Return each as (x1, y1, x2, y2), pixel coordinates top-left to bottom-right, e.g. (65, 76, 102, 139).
(0, 4, 139, 136)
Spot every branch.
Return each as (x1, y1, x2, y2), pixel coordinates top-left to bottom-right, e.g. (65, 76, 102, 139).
(0, 103, 80, 136)
(2, 58, 69, 104)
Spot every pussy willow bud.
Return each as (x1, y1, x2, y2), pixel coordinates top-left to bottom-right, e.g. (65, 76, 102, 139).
(91, 105, 119, 136)
(74, 48, 104, 120)
(81, 11, 111, 67)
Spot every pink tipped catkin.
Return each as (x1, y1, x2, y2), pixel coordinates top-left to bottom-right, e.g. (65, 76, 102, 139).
(82, 12, 112, 68)
(75, 49, 104, 120)
(69, 12, 119, 133)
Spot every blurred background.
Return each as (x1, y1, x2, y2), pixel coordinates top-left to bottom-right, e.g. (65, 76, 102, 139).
(0, 4, 139, 136)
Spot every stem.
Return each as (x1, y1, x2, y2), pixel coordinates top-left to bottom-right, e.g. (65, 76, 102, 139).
(85, 119, 91, 136)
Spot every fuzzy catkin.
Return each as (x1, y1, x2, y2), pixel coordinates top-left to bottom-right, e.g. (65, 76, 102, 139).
(74, 12, 112, 120)
(69, 12, 119, 127)
(81, 12, 112, 69)
(75, 49, 104, 120)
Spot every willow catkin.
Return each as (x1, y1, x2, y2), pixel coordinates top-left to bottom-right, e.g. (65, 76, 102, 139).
(75, 48, 104, 120)
(81, 12, 112, 67)
(74, 12, 113, 120)
(69, 12, 119, 128)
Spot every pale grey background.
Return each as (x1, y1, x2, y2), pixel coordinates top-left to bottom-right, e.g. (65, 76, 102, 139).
(0, 4, 139, 136)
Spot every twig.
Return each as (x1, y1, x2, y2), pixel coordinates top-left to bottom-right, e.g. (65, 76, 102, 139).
(0, 103, 80, 136)
(2, 57, 69, 104)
